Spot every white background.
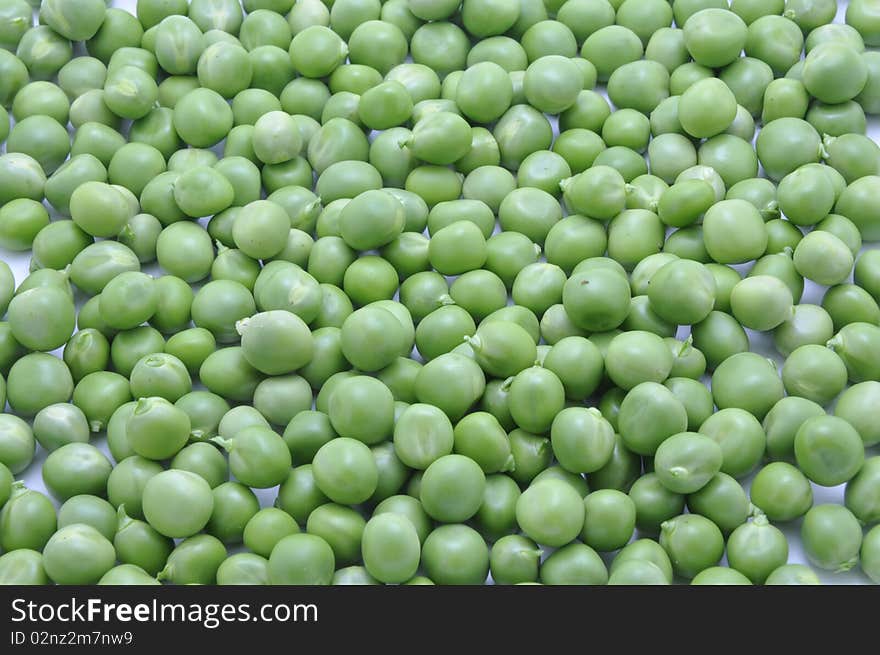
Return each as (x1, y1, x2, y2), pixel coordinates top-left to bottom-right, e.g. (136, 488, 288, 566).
(5, 0, 876, 583)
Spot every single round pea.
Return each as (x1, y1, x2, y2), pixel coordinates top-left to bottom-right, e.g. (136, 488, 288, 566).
(618, 382, 689, 456)
(686, 472, 752, 535)
(173, 88, 233, 148)
(542, 335, 603, 401)
(157, 534, 227, 585)
(215, 426, 291, 490)
(711, 352, 784, 421)
(608, 559, 670, 585)
(42, 443, 112, 502)
(197, 42, 252, 98)
(654, 432, 723, 495)
(505, 366, 565, 435)
(516, 479, 585, 547)
(679, 77, 737, 138)
(774, 304, 835, 358)
(691, 310, 749, 372)
(580, 489, 636, 552)
(215, 554, 268, 586)
(0, 484, 57, 552)
(765, 563, 823, 585)
(802, 42, 868, 105)
(835, 382, 880, 447)
(268, 533, 335, 585)
(801, 504, 863, 572)
(628, 473, 686, 534)
(206, 482, 259, 545)
(323, 375, 393, 446)
(756, 117, 822, 182)
(0, 413, 34, 475)
(702, 199, 767, 264)
(0, 549, 49, 585)
(6, 353, 74, 418)
(236, 310, 313, 378)
(103, 65, 158, 121)
(170, 442, 228, 488)
(539, 541, 608, 585)
(488, 534, 541, 585)
(827, 322, 880, 383)
(0, 198, 49, 252)
(659, 513, 725, 579)
(648, 259, 716, 326)
(698, 408, 767, 479)
(360, 513, 420, 584)
(421, 524, 488, 585)
(861, 525, 880, 584)
(8, 286, 75, 353)
(665, 338, 708, 380)
(725, 514, 789, 584)
(605, 330, 674, 390)
(417, 454, 485, 523)
(795, 415, 865, 487)
(311, 437, 378, 506)
(42, 524, 115, 586)
(57, 495, 117, 543)
(729, 275, 794, 332)
(142, 470, 214, 539)
(792, 231, 854, 287)
(252, 375, 312, 428)
(126, 397, 190, 462)
(452, 413, 511, 476)
(781, 345, 847, 407)
(243, 508, 300, 559)
(664, 377, 713, 431)
(113, 507, 174, 575)
(691, 567, 753, 586)
(306, 503, 366, 565)
(751, 462, 814, 522)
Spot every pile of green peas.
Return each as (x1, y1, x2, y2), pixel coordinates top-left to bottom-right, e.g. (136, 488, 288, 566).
(2, 0, 880, 586)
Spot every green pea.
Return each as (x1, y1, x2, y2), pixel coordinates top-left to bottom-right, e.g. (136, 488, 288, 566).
(687, 472, 752, 535)
(750, 462, 814, 522)
(827, 322, 880, 383)
(420, 524, 488, 585)
(206, 481, 259, 544)
(801, 504, 862, 572)
(618, 382, 689, 456)
(580, 489, 636, 552)
(267, 532, 335, 585)
(611, 538, 674, 583)
(659, 513, 725, 579)
(795, 415, 865, 487)
(628, 473, 686, 534)
(6, 352, 74, 418)
(780, 344, 847, 407)
(606, 330, 674, 390)
(540, 541, 608, 585)
(449, 412, 511, 475)
(43, 524, 115, 585)
(358, 513, 420, 584)
(170, 442, 228, 488)
(698, 407, 766, 479)
(757, 117, 822, 182)
(142, 469, 214, 539)
(654, 432, 723, 495)
(514, 479, 585, 548)
(666, 337, 708, 380)
(158, 534, 227, 585)
(42, 443, 111, 502)
(489, 534, 540, 585)
(0, 549, 49, 585)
